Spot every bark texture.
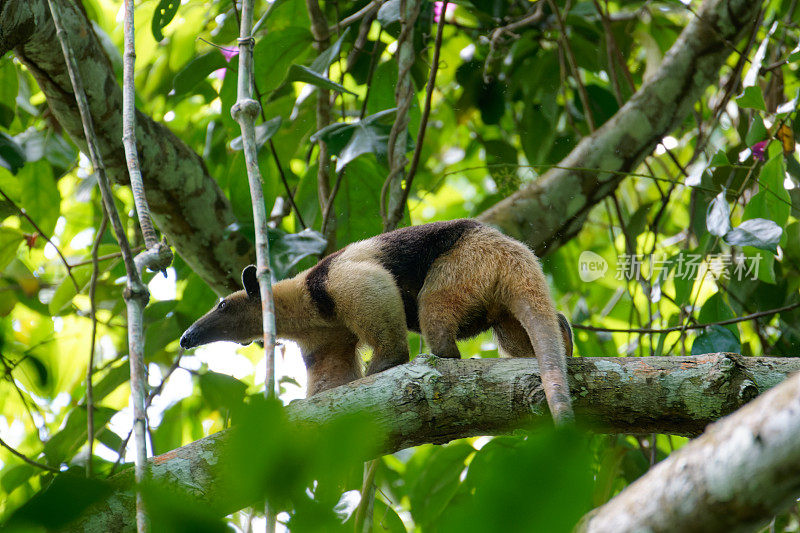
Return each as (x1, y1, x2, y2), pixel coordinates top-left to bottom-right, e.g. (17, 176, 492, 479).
(478, 0, 762, 255)
(66, 354, 800, 532)
(579, 370, 800, 533)
(0, 0, 252, 294)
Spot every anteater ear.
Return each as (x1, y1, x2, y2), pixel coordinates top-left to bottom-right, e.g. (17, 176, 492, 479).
(242, 265, 260, 300)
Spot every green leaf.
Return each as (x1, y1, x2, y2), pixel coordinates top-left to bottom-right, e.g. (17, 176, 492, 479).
(286, 64, 355, 95)
(440, 430, 593, 533)
(708, 149, 730, 167)
(96, 427, 122, 455)
(143, 299, 178, 324)
(723, 218, 782, 252)
(152, 400, 188, 454)
(743, 154, 791, 228)
(91, 363, 130, 402)
(175, 273, 218, 323)
(336, 121, 389, 172)
(705, 190, 730, 237)
(44, 406, 116, 465)
(142, 480, 230, 533)
(377, 0, 402, 26)
(144, 315, 181, 362)
(372, 498, 406, 533)
(199, 371, 247, 412)
(786, 155, 800, 182)
(172, 51, 227, 97)
(698, 292, 738, 338)
(520, 106, 554, 166)
(736, 86, 766, 111)
(407, 442, 474, 526)
(0, 227, 23, 271)
(0, 464, 37, 495)
(19, 160, 60, 236)
(753, 249, 776, 284)
(20, 354, 49, 388)
(152, 0, 180, 41)
(48, 264, 93, 316)
(309, 27, 350, 74)
(311, 109, 396, 172)
(43, 133, 77, 176)
(0, 59, 18, 128)
(691, 325, 741, 355)
(0, 131, 25, 174)
(253, 27, 314, 95)
(483, 139, 519, 185)
(745, 115, 768, 146)
(6, 472, 112, 529)
(230, 116, 282, 151)
(269, 227, 327, 279)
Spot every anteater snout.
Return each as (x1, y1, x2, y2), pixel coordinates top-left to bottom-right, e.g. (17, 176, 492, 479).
(179, 328, 198, 350)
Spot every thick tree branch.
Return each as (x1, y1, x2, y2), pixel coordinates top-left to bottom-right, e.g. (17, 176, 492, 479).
(579, 369, 800, 533)
(0, 0, 252, 294)
(66, 354, 800, 531)
(478, 0, 761, 255)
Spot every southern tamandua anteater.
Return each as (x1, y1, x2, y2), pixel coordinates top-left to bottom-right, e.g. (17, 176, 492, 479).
(180, 219, 575, 424)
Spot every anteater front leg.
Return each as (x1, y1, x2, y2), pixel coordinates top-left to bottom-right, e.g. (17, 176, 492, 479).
(328, 262, 410, 375)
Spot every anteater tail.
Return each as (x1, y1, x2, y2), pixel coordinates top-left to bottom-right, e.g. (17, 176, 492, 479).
(511, 299, 575, 426)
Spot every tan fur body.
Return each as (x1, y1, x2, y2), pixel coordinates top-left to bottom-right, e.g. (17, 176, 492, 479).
(180, 220, 574, 422)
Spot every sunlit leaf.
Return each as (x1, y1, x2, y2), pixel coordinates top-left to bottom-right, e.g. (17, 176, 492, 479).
(0, 227, 23, 271)
(152, 0, 180, 42)
(0, 464, 37, 495)
(44, 406, 116, 466)
(309, 27, 350, 74)
(736, 86, 766, 111)
(48, 264, 93, 316)
(723, 218, 782, 252)
(743, 155, 791, 229)
(705, 190, 730, 237)
(0, 59, 17, 128)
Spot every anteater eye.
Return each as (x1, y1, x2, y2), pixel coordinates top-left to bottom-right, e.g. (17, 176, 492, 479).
(217, 300, 227, 310)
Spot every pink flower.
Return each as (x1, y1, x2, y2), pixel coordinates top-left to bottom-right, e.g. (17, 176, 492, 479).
(220, 47, 239, 62)
(751, 140, 769, 161)
(433, 1, 455, 23)
(213, 67, 227, 80)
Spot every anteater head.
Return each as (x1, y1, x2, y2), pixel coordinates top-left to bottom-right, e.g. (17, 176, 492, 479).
(179, 266, 263, 350)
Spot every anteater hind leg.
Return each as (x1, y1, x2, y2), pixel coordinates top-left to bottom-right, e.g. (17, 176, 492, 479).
(418, 295, 462, 359)
(494, 314, 534, 357)
(494, 313, 574, 358)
